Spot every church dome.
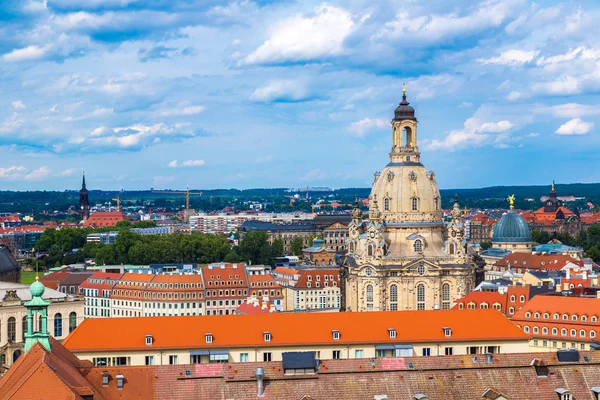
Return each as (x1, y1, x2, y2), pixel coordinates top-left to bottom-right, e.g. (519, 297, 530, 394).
(492, 212, 531, 243)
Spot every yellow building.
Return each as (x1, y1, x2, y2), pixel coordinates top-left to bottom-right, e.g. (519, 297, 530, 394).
(62, 309, 529, 367)
(343, 89, 479, 312)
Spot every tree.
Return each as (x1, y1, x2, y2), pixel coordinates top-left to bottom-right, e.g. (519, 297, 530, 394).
(291, 237, 304, 256)
(239, 232, 272, 265)
(586, 246, 600, 262)
(271, 238, 284, 258)
(480, 241, 492, 251)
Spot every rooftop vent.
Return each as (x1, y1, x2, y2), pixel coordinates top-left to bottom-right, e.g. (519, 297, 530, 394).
(256, 367, 265, 397)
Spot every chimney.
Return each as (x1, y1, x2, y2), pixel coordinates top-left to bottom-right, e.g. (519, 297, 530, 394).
(262, 301, 268, 311)
(256, 367, 265, 397)
(269, 303, 276, 313)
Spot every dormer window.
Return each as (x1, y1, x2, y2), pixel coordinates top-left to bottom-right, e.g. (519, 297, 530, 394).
(101, 371, 109, 386)
(388, 328, 396, 339)
(443, 327, 452, 337)
(116, 374, 124, 389)
(205, 333, 213, 344)
(145, 335, 153, 346)
(264, 332, 271, 342)
(555, 388, 572, 400)
(332, 330, 340, 340)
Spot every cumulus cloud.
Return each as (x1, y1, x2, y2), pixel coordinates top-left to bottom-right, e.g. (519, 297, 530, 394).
(540, 103, 600, 118)
(348, 118, 388, 137)
(25, 166, 51, 181)
(555, 118, 594, 135)
(167, 160, 178, 168)
(3, 45, 48, 62)
(158, 105, 205, 116)
(242, 5, 355, 65)
(425, 118, 515, 151)
(12, 101, 26, 110)
(78, 123, 196, 151)
(59, 168, 77, 177)
(0, 166, 26, 180)
(90, 126, 107, 136)
(477, 49, 539, 66)
(167, 159, 205, 167)
(250, 80, 311, 103)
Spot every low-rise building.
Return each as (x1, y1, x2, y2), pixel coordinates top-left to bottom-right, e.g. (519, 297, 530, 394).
(63, 309, 529, 367)
(83, 211, 127, 228)
(511, 294, 600, 352)
(302, 238, 337, 266)
(284, 268, 341, 311)
(203, 263, 248, 316)
(79, 272, 122, 318)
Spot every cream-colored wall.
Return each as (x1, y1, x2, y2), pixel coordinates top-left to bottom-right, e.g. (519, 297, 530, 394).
(72, 339, 529, 367)
(284, 287, 340, 311)
(526, 338, 594, 353)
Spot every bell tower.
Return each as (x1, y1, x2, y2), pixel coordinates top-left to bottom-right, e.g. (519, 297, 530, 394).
(390, 85, 420, 164)
(24, 277, 51, 352)
(78, 173, 90, 221)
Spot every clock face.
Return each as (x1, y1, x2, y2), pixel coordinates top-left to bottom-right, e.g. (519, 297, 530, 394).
(370, 232, 375, 238)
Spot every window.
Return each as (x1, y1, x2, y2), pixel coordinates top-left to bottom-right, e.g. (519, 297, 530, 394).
(422, 348, 431, 356)
(481, 303, 489, 310)
(542, 327, 548, 334)
(570, 329, 576, 337)
(169, 355, 178, 365)
(445, 347, 453, 355)
(240, 353, 249, 362)
(533, 327, 539, 334)
(520, 295, 525, 303)
(553, 313, 559, 320)
(416, 284, 425, 310)
(69, 311, 77, 333)
(7, 317, 16, 342)
(22, 316, 27, 341)
(54, 313, 62, 337)
(417, 263, 426, 276)
(534, 313, 540, 319)
(390, 284, 398, 302)
(414, 240, 423, 253)
(509, 307, 514, 314)
(116, 374, 124, 389)
(510, 295, 515, 302)
(389, 328, 397, 339)
(101, 371, 109, 386)
(561, 328, 567, 336)
(332, 330, 340, 340)
(263, 352, 272, 362)
(366, 285, 374, 303)
(145, 356, 154, 365)
(206, 333, 213, 344)
(493, 303, 501, 311)
(591, 331, 596, 338)
(264, 332, 271, 342)
(524, 326, 530, 333)
(333, 350, 341, 360)
(384, 198, 390, 211)
(552, 328, 558, 335)
(411, 197, 419, 211)
(145, 335, 153, 345)
(443, 327, 452, 337)
(355, 349, 364, 358)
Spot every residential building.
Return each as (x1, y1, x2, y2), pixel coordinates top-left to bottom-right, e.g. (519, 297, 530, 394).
(246, 266, 283, 311)
(284, 268, 341, 311)
(511, 295, 600, 352)
(87, 226, 172, 244)
(79, 272, 122, 318)
(63, 309, 529, 367)
(486, 253, 594, 281)
(466, 212, 497, 243)
(57, 272, 94, 295)
(202, 263, 248, 316)
(0, 246, 19, 283)
(0, 281, 83, 370)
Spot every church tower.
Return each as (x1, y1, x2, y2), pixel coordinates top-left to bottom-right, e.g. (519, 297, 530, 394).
(78, 173, 90, 221)
(24, 277, 51, 352)
(343, 88, 476, 312)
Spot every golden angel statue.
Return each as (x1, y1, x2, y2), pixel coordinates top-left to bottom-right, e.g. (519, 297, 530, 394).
(508, 194, 515, 209)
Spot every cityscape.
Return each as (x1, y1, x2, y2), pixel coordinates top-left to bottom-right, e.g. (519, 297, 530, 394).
(1, 1, 600, 399)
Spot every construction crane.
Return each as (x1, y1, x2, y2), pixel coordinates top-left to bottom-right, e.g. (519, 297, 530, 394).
(112, 195, 122, 212)
(151, 188, 203, 223)
(284, 196, 294, 207)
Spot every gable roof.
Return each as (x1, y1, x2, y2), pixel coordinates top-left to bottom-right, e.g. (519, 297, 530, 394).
(63, 309, 528, 353)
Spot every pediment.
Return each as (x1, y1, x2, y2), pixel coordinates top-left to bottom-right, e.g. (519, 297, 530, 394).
(403, 259, 442, 271)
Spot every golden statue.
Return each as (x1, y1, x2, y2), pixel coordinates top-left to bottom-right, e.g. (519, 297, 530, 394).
(508, 194, 515, 210)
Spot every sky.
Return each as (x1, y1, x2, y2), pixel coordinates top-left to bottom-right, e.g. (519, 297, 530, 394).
(1, 0, 599, 191)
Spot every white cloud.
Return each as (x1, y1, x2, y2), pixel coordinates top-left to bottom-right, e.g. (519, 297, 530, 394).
(3, 45, 47, 62)
(181, 159, 205, 167)
(158, 105, 205, 116)
(64, 107, 114, 122)
(507, 91, 521, 101)
(478, 50, 539, 66)
(25, 166, 51, 181)
(348, 118, 388, 137)
(83, 123, 194, 151)
(527, 132, 540, 137)
(375, 0, 523, 43)
(90, 126, 107, 136)
(555, 118, 594, 135)
(458, 102, 472, 108)
(59, 168, 76, 177)
(12, 101, 26, 110)
(242, 5, 355, 65)
(167, 160, 178, 168)
(250, 80, 310, 103)
(540, 103, 600, 118)
(0, 165, 26, 180)
(426, 117, 515, 151)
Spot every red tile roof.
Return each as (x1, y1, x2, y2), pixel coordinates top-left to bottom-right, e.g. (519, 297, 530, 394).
(83, 211, 126, 227)
(494, 253, 581, 271)
(63, 310, 528, 352)
(295, 268, 340, 289)
(512, 295, 600, 320)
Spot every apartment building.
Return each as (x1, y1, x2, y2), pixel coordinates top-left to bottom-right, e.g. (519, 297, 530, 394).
(79, 272, 122, 318)
(62, 309, 530, 367)
(284, 268, 341, 311)
(203, 263, 249, 316)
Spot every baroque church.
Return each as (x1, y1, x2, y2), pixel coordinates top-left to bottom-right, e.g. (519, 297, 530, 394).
(341, 89, 480, 312)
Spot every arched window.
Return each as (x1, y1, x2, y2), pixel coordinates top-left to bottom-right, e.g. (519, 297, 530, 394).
(417, 263, 425, 276)
(493, 303, 501, 311)
(458, 303, 464, 310)
(384, 198, 390, 211)
(524, 326, 530, 333)
(69, 312, 77, 333)
(434, 196, 439, 211)
(7, 317, 16, 342)
(54, 313, 63, 337)
(543, 313, 549, 319)
(441, 283, 450, 310)
(510, 295, 515, 302)
(368, 244, 373, 256)
(349, 242, 354, 252)
(411, 197, 419, 211)
(449, 243, 455, 255)
(580, 330, 586, 337)
(389, 284, 398, 311)
(534, 313, 540, 319)
(561, 328, 567, 336)
(480, 303, 489, 309)
(519, 295, 525, 303)
(542, 327, 548, 334)
(414, 240, 423, 253)
(366, 285, 374, 303)
(22, 316, 27, 341)
(509, 307, 514, 314)
(552, 328, 558, 335)
(416, 284, 425, 310)
(468, 302, 475, 310)
(533, 327, 539, 334)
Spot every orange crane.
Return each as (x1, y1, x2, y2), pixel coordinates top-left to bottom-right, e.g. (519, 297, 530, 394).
(112, 195, 122, 212)
(151, 188, 203, 222)
(284, 196, 294, 207)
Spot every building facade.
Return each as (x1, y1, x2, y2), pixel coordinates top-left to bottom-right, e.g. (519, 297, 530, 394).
(343, 91, 479, 312)
(284, 268, 341, 311)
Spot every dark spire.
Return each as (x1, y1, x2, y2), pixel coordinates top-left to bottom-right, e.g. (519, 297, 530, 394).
(393, 85, 416, 121)
(82, 173, 86, 189)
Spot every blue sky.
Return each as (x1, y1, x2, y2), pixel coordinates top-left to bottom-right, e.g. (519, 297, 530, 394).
(1, 0, 599, 191)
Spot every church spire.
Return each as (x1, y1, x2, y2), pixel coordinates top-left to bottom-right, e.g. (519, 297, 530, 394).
(24, 277, 51, 352)
(82, 172, 86, 189)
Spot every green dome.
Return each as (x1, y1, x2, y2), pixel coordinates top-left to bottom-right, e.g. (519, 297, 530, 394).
(30, 279, 45, 297)
(492, 212, 531, 243)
